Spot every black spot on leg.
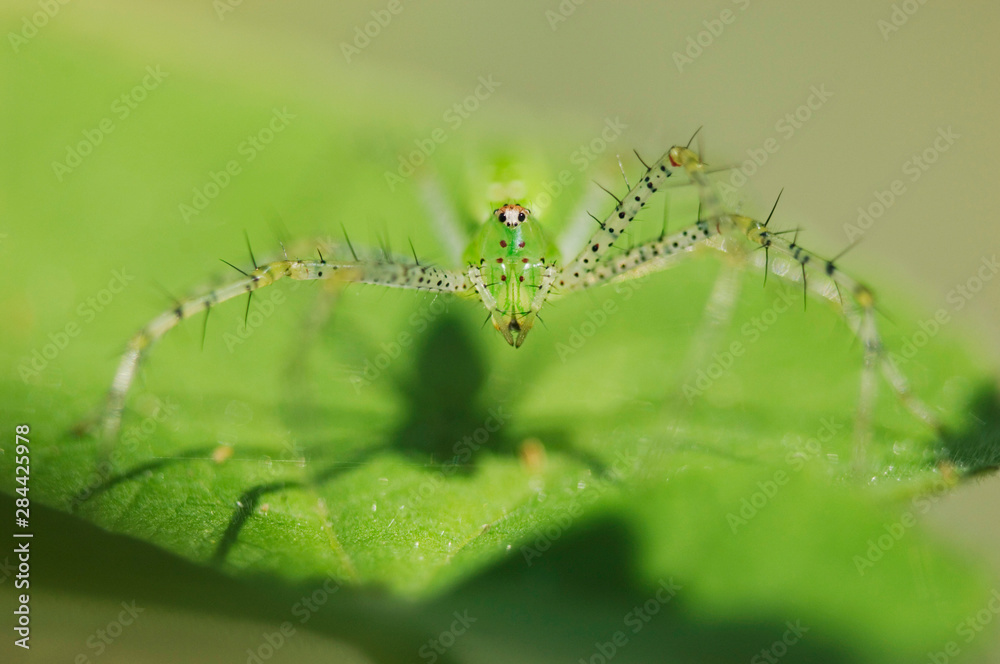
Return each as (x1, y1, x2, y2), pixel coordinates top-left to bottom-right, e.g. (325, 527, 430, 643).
(592, 244, 600, 251)
(174, 306, 183, 319)
(618, 212, 625, 219)
(826, 261, 836, 276)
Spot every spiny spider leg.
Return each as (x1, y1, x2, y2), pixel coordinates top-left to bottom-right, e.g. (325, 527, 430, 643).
(557, 213, 723, 292)
(557, 143, 939, 462)
(100, 252, 471, 444)
(560, 150, 677, 280)
(670, 144, 940, 433)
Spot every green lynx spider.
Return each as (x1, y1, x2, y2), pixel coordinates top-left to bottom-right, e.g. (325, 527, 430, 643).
(99, 141, 940, 456)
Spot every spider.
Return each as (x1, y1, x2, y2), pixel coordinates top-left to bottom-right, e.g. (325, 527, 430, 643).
(97, 139, 939, 462)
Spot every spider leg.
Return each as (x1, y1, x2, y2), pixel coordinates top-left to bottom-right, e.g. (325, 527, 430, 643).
(558, 145, 938, 466)
(743, 223, 938, 430)
(674, 255, 745, 403)
(671, 143, 940, 450)
(556, 214, 731, 293)
(560, 149, 681, 279)
(100, 252, 472, 445)
(556, 187, 610, 262)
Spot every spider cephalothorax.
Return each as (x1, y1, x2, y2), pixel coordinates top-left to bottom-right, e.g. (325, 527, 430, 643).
(467, 203, 557, 347)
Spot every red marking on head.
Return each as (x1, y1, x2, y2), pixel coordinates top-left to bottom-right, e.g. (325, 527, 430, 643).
(518, 241, 525, 248)
(521, 258, 529, 263)
(496, 258, 504, 263)
(519, 275, 524, 282)
(500, 240, 507, 248)
(500, 275, 506, 281)
(669, 153, 681, 167)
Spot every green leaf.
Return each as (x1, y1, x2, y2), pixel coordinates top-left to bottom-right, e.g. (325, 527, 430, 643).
(3, 19, 999, 663)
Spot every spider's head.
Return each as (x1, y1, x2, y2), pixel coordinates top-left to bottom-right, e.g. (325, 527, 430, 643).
(494, 203, 530, 229)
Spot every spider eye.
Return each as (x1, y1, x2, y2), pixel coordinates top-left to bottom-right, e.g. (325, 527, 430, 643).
(498, 212, 507, 223)
(517, 212, 526, 222)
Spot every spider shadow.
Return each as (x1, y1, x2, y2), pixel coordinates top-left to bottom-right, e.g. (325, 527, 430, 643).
(208, 313, 504, 566)
(76, 307, 603, 569)
(207, 309, 620, 565)
(389, 311, 506, 467)
(68, 444, 218, 514)
(365, 310, 610, 472)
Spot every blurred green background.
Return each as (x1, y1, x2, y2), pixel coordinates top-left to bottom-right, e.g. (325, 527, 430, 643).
(2, 0, 1000, 662)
